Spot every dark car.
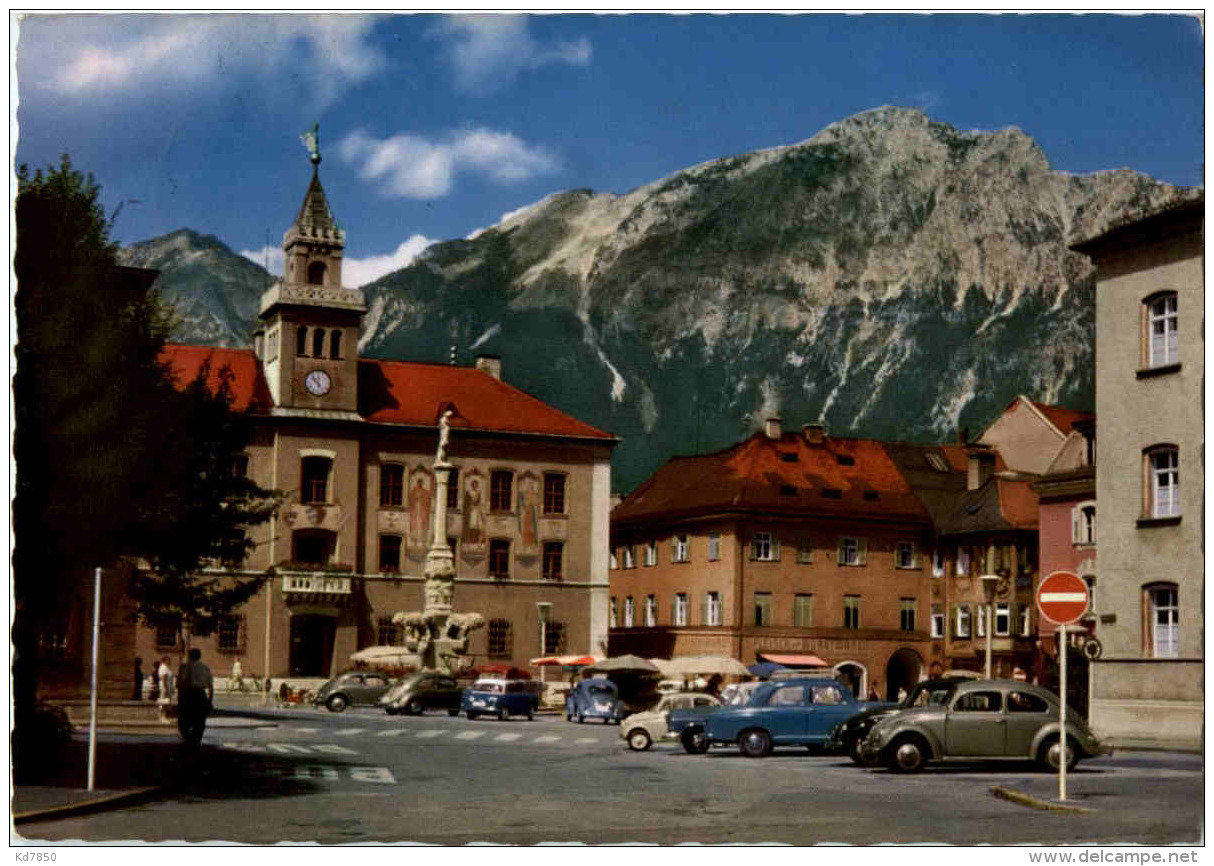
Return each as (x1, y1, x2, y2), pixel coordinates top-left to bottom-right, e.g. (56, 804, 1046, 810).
(462, 678, 542, 720)
(379, 671, 464, 716)
(828, 678, 963, 764)
(860, 679, 1110, 773)
(702, 678, 876, 757)
(314, 670, 395, 713)
(565, 678, 623, 724)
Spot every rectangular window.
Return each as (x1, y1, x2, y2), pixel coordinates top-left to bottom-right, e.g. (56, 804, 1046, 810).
(543, 473, 566, 514)
(1148, 294, 1179, 368)
(976, 604, 987, 638)
(379, 534, 402, 573)
(932, 549, 945, 578)
(705, 592, 721, 627)
(674, 593, 688, 626)
(793, 594, 813, 627)
(895, 542, 917, 569)
(231, 454, 249, 479)
(796, 538, 813, 564)
(707, 532, 721, 561)
(838, 536, 866, 567)
(490, 470, 513, 512)
(955, 604, 972, 638)
(844, 595, 860, 630)
(217, 615, 245, 652)
(956, 547, 971, 576)
(544, 621, 566, 655)
(754, 592, 772, 626)
(487, 618, 512, 658)
(1019, 605, 1031, 637)
(542, 541, 564, 581)
(644, 595, 657, 627)
(609, 597, 618, 628)
(300, 456, 331, 504)
(489, 539, 511, 579)
(623, 547, 636, 569)
(1150, 449, 1180, 518)
(377, 616, 402, 647)
(644, 541, 657, 567)
(624, 597, 635, 628)
(156, 621, 179, 649)
(931, 606, 944, 638)
(900, 598, 916, 632)
(609, 551, 618, 570)
(1149, 586, 1179, 658)
(1072, 502, 1097, 544)
(995, 602, 1011, 636)
(672, 534, 690, 563)
(752, 532, 775, 562)
(447, 467, 459, 510)
(293, 531, 331, 565)
(380, 463, 404, 507)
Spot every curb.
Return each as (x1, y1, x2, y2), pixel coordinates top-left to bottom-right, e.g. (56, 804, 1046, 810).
(13, 786, 167, 825)
(990, 786, 1093, 814)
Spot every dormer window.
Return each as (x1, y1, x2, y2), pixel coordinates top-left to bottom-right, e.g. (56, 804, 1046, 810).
(307, 261, 327, 286)
(925, 452, 949, 472)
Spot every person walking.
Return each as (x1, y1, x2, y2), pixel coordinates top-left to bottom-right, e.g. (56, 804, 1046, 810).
(156, 656, 174, 708)
(177, 649, 214, 746)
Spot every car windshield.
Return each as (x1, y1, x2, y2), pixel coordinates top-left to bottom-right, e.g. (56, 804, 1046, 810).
(475, 682, 504, 693)
(587, 686, 614, 697)
(909, 683, 956, 708)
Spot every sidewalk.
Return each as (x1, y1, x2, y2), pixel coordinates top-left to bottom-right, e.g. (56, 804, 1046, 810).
(12, 716, 276, 827)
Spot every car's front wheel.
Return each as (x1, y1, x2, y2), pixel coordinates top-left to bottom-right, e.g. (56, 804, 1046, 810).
(447, 708, 459, 717)
(627, 729, 652, 751)
(849, 738, 878, 766)
(1038, 736, 1079, 772)
(738, 729, 772, 758)
(326, 694, 348, 713)
(887, 735, 929, 774)
(404, 700, 421, 716)
(681, 728, 710, 754)
(467, 711, 478, 720)
(499, 705, 510, 722)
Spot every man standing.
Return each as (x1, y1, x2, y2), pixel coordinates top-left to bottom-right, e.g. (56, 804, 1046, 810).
(177, 648, 214, 746)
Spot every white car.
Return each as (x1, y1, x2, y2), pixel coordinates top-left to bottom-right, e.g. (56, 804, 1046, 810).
(619, 692, 722, 751)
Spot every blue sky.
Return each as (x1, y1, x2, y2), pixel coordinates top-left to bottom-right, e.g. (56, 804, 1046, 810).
(13, 13, 1204, 288)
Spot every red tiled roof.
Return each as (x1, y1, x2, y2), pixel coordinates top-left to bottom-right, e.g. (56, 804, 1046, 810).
(997, 478, 1039, 529)
(359, 359, 614, 440)
(1031, 401, 1094, 437)
(160, 345, 274, 413)
(613, 432, 931, 525)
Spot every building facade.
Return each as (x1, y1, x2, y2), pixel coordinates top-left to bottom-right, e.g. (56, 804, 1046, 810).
(1071, 198, 1203, 746)
(129, 158, 618, 684)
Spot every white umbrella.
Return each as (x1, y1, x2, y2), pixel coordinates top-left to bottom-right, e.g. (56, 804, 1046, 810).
(350, 645, 414, 666)
(582, 654, 661, 674)
(665, 655, 752, 677)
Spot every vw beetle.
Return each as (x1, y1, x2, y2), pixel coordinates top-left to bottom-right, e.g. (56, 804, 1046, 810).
(565, 677, 623, 724)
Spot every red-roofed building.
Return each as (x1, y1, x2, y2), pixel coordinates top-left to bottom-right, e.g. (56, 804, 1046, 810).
(129, 158, 618, 683)
(609, 420, 934, 701)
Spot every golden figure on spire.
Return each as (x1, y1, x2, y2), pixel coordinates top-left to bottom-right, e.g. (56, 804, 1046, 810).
(300, 121, 321, 166)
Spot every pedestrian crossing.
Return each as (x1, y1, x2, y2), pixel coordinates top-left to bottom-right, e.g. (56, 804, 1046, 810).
(253, 722, 617, 750)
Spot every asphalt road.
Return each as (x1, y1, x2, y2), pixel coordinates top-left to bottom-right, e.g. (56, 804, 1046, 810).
(16, 705, 1204, 845)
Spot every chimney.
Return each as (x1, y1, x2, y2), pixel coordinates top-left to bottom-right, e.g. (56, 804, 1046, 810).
(802, 423, 827, 444)
(966, 449, 995, 491)
(764, 417, 783, 440)
(475, 354, 502, 380)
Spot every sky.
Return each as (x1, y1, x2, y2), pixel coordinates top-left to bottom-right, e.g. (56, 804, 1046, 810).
(12, 12, 1205, 288)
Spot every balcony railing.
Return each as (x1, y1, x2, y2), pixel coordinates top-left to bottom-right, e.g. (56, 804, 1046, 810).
(281, 574, 352, 595)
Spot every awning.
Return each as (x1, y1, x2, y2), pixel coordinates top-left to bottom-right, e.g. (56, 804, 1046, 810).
(530, 654, 599, 667)
(756, 652, 829, 668)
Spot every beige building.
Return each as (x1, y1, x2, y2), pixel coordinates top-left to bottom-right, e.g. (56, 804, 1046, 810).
(1071, 197, 1203, 746)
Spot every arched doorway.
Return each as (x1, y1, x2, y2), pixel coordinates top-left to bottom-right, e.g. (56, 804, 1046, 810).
(833, 661, 867, 698)
(885, 648, 924, 702)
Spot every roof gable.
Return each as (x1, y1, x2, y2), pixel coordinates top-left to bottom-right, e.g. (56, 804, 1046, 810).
(160, 345, 273, 413)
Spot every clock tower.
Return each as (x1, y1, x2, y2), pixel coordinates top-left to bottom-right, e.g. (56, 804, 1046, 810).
(256, 125, 365, 416)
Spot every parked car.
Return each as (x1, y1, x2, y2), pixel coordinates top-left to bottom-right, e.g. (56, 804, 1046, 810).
(828, 677, 964, 765)
(670, 682, 765, 753)
(701, 677, 875, 757)
(462, 678, 541, 720)
(314, 670, 396, 713)
(620, 692, 722, 751)
(379, 671, 463, 716)
(859, 679, 1110, 773)
(720, 681, 764, 706)
(565, 677, 623, 724)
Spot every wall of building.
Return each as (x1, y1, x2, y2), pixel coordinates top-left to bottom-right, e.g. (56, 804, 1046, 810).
(979, 399, 1062, 475)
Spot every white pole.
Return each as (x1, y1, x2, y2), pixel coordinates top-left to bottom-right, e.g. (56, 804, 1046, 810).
(263, 575, 273, 707)
(985, 603, 993, 679)
(1058, 623, 1067, 801)
(87, 567, 102, 791)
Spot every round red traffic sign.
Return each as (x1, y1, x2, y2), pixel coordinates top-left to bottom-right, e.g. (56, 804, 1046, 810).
(1037, 571, 1089, 625)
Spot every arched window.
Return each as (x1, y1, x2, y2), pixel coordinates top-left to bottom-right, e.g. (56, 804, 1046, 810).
(1143, 582, 1179, 658)
(297, 325, 308, 357)
(1071, 500, 1096, 545)
(1143, 291, 1179, 369)
(1143, 445, 1180, 519)
(307, 261, 326, 286)
(312, 327, 325, 358)
(329, 329, 342, 360)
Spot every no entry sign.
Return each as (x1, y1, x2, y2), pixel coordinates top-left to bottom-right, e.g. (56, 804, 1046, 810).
(1037, 571, 1089, 625)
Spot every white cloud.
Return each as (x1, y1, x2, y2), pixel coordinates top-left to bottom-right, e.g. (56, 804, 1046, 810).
(339, 128, 560, 199)
(241, 235, 433, 288)
(432, 14, 592, 93)
(36, 14, 384, 105)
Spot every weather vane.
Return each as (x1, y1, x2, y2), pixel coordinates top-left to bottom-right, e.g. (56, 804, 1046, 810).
(300, 121, 321, 166)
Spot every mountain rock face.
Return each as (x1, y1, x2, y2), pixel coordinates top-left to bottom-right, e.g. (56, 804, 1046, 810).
(124, 107, 1197, 493)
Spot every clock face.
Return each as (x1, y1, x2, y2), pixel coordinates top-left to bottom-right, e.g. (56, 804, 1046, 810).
(304, 369, 332, 396)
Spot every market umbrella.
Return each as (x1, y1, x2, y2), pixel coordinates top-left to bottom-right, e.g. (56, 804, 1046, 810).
(665, 655, 752, 677)
(349, 646, 414, 666)
(648, 658, 678, 677)
(529, 654, 599, 667)
(581, 654, 661, 675)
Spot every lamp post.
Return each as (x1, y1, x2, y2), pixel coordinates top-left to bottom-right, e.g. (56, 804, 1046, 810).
(537, 602, 551, 685)
(980, 574, 1000, 679)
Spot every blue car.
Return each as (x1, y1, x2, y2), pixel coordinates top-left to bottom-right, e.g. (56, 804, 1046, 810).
(461, 678, 540, 721)
(565, 678, 623, 724)
(702, 677, 875, 757)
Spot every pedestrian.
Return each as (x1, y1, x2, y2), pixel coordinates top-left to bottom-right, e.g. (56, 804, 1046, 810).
(867, 680, 880, 702)
(177, 648, 214, 746)
(896, 686, 907, 703)
(132, 656, 144, 701)
(231, 657, 243, 692)
(156, 656, 174, 708)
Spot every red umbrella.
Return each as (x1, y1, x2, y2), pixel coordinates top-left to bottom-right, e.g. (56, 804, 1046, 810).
(530, 654, 598, 667)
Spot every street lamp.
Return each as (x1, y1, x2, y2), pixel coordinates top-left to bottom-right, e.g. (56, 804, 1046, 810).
(537, 602, 552, 684)
(980, 574, 1000, 679)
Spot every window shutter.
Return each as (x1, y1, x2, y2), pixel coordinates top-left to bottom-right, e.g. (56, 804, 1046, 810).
(670, 600, 676, 624)
(911, 543, 919, 569)
(670, 537, 678, 562)
(701, 594, 708, 625)
(857, 538, 868, 566)
(836, 537, 845, 566)
(749, 538, 757, 561)
(772, 535, 781, 561)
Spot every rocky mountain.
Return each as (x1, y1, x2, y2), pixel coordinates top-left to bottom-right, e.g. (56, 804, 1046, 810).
(122, 107, 1197, 493)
